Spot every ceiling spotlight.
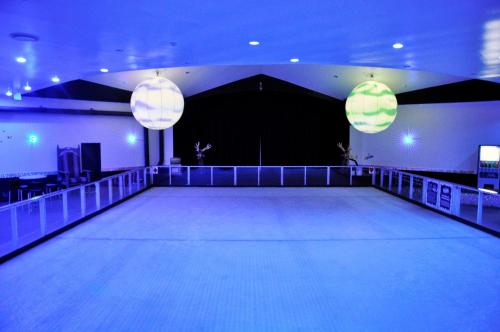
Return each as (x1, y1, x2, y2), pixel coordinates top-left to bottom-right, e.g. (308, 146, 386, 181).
(290, 58, 300, 63)
(16, 56, 27, 63)
(24, 82, 31, 91)
(249, 41, 260, 46)
(5, 89, 13, 97)
(100, 68, 109, 73)
(10, 32, 40, 42)
(392, 42, 404, 49)
(51, 76, 60, 83)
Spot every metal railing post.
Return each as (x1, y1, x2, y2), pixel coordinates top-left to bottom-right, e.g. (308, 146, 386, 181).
(80, 186, 86, 217)
(477, 191, 483, 225)
(210, 166, 214, 186)
(409, 175, 414, 199)
(422, 179, 428, 203)
(95, 182, 101, 210)
(349, 167, 353, 186)
(10, 207, 18, 248)
(326, 166, 331, 186)
(128, 173, 133, 194)
(380, 169, 384, 187)
(388, 170, 393, 190)
(39, 198, 47, 235)
(257, 167, 261, 186)
(234, 167, 237, 186)
(108, 179, 113, 203)
(280, 167, 284, 186)
(187, 166, 191, 186)
(62, 191, 68, 224)
(372, 168, 376, 186)
(398, 172, 403, 194)
(169, 167, 172, 186)
(304, 167, 307, 186)
(119, 176, 124, 199)
(136, 170, 141, 191)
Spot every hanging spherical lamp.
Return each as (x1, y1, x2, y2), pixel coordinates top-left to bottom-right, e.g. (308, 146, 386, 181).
(130, 76, 184, 130)
(345, 81, 398, 134)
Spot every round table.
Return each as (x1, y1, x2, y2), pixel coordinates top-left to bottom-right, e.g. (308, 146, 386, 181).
(19, 175, 47, 181)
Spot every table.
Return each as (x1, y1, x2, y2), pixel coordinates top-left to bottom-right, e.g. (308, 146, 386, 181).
(19, 175, 47, 181)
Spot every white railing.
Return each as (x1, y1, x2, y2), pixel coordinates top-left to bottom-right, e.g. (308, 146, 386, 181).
(372, 167, 500, 231)
(152, 165, 374, 187)
(1, 164, 497, 259)
(0, 167, 154, 259)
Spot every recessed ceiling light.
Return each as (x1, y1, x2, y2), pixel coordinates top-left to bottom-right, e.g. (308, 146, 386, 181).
(16, 56, 27, 63)
(51, 76, 60, 83)
(392, 42, 404, 49)
(10, 32, 39, 42)
(100, 68, 109, 73)
(24, 82, 31, 91)
(249, 41, 260, 46)
(5, 89, 13, 97)
(290, 58, 300, 63)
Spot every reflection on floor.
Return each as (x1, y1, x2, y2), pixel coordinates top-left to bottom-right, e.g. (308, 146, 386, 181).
(0, 187, 499, 331)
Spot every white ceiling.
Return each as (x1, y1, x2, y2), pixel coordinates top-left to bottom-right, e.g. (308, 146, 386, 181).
(86, 64, 468, 99)
(0, 0, 499, 96)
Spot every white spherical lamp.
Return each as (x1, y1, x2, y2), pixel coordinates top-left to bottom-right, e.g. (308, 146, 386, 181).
(130, 77, 184, 130)
(345, 81, 398, 134)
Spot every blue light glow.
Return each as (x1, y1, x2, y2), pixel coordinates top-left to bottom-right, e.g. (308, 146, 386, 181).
(127, 134, 137, 144)
(403, 134, 414, 145)
(28, 134, 39, 144)
(13, 92, 22, 101)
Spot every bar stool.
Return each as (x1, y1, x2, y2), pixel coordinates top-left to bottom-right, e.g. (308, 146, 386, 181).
(46, 183, 58, 193)
(28, 182, 46, 198)
(18, 184, 29, 201)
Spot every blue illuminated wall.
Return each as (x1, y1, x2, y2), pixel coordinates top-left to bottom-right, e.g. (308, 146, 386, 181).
(350, 101, 500, 172)
(0, 112, 145, 175)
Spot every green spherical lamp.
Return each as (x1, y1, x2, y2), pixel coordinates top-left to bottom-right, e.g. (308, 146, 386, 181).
(345, 81, 398, 134)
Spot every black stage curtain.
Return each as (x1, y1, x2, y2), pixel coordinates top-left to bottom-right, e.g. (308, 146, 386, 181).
(174, 75, 349, 166)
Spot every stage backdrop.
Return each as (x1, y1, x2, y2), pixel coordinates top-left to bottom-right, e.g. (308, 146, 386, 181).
(174, 75, 349, 166)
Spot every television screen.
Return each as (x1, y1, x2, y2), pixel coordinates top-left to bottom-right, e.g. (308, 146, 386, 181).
(479, 146, 500, 162)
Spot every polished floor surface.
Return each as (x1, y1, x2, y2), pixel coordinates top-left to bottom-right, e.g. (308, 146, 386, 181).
(1, 187, 499, 331)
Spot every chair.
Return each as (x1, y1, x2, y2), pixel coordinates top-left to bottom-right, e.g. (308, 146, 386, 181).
(0, 179, 12, 204)
(57, 146, 91, 188)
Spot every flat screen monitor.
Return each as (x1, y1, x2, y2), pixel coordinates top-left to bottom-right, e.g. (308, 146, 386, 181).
(479, 145, 500, 162)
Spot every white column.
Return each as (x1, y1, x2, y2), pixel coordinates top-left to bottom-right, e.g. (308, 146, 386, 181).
(163, 127, 174, 165)
(148, 130, 160, 166)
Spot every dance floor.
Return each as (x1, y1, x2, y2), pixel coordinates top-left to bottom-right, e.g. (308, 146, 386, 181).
(0, 187, 499, 331)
